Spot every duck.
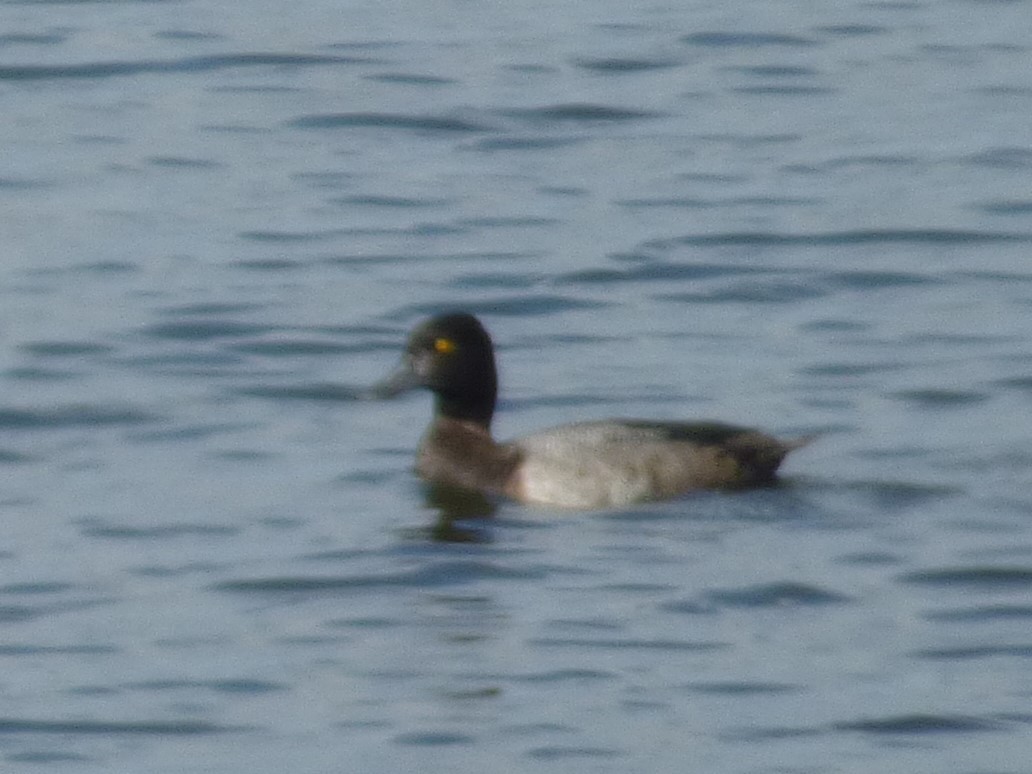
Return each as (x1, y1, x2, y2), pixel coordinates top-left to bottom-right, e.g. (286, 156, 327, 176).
(375, 312, 810, 509)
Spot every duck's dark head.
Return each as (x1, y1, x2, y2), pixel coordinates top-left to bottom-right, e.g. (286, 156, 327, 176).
(375, 312, 498, 427)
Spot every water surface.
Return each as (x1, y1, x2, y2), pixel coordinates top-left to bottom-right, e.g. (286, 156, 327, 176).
(2, 0, 1032, 772)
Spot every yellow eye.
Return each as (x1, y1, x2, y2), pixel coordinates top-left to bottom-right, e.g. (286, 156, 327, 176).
(434, 337, 457, 354)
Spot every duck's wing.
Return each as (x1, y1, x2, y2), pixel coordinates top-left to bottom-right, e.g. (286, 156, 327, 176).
(507, 420, 808, 508)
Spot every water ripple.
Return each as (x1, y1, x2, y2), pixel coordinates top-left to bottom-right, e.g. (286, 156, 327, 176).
(77, 519, 239, 540)
(146, 155, 223, 169)
(323, 250, 532, 266)
(393, 730, 475, 746)
(824, 270, 940, 289)
(214, 560, 546, 593)
(529, 637, 728, 652)
(0, 175, 51, 190)
(720, 724, 822, 741)
(239, 229, 344, 242)
(289, 112, 494, 132)
(898, 566, 1032, 589)
(20, 260, 137, 277)
(227, 339, 369, 357)
(7, 752, 89, 764)
(0, 606, 41, 623)
(158, 302, 265, 317)
(572, 57, 681, 72)
(395, 295, 609, 318)
(0, 32, 68, 46)
(141, 320, 272, 341)
(333, 194, 453, 208)
(232, 383, 366, 402)
(0, 718, 243, 735)
(728, 712, 1010, 742)
(0, 583, 91, 623)
(733, 85, 835, 96)
(499, 103, 660, 123)
(231, 258, 303, 271)
(814, 24, 887, 37)
(681, 681, 800, 695)
(0, 582, 75, 595)
(963, 147, 1032, 169)
(559, 262, 768, 284)
(911, 645, 1032, 660)
(366, 72, 456, 85)
(975, 199, 1032, 215)
(788, 154, 921, 172)
(657, 282, 825, 304)
(681, 32, 820, 48)
(923, 604, 1032, 622)
(526, 745, 622, 760)
(833, 714, 1005, 734)
(799, 361, 902, 377)
(0, 645, 118, 656)
(471, 136, 585, 151)
(0, 405, 156, 429)
(728, 65, 820, 78)
(126, 679, 285, 695)
(0, 53, 369, 81)
(18, 341, 114, 358)
(0, 449, 32, 464)
(648, 229, 1031, 249)
(511, 669, 614, 683)
(889, 389, 989, 408)
(702, 582, 851, 608)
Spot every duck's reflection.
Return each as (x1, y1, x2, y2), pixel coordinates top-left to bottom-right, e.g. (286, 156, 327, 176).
(423, 482, 497, 543)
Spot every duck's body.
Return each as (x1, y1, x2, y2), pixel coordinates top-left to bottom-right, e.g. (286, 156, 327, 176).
(377, 313, 808, 509)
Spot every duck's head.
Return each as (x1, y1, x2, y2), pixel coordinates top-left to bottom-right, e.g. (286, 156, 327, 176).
(375, 312, 498, 427)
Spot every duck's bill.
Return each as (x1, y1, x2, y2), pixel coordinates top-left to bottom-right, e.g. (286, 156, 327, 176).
(367, 360, 420, 399)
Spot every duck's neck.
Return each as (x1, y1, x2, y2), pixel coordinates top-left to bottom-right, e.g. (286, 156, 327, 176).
(435, 352, 498, 430)
(435, 393, 495, 430)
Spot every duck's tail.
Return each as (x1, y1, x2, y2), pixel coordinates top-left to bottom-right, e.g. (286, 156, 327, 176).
(784, 433, 820, 453)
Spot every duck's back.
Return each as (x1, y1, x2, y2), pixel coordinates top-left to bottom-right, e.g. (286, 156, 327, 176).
(507, 420, 798, 509)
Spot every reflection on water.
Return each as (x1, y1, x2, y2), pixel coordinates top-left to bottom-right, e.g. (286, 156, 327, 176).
(424, 483, 498, 542)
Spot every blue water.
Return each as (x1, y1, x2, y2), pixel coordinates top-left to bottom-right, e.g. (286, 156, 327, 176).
(3, 0, 1032, 771)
